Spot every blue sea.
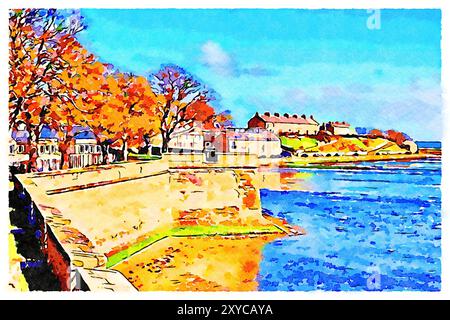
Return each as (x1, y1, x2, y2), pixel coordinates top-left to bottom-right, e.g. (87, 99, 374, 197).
(258, 159, 441, 291)
(416, 141, 441, 149)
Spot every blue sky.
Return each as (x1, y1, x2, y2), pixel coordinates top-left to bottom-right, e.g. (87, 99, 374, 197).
(78, 9, 441, 140)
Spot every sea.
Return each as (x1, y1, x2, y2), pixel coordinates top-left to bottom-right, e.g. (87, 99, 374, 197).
(258, 159, 442, 291)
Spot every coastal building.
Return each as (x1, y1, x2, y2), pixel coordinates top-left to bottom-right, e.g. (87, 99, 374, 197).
(69, 128, 103, 168)
(248, 112, 320, 135)
(10, 127, 60, 172)
(323, 121, 357, 136)
(9, 130, 30, 169)
(167, 125, 204, 154)
(203, 127, 282, 158)
(226, 128, 282, 158)
(36, 127, 60, 172)
(10, 125, 104, 171)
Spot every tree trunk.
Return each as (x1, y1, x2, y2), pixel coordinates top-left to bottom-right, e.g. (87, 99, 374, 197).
(59, 135, 73, 170)
(162, 139, 168, 154)
(100, 141, 110, 165)
(122, 138, 128, 162)
(25, 121, 37, 173)
(143, 134, 151, 155)
(161, 130, 170, 154)
(27, 146, 38, 173)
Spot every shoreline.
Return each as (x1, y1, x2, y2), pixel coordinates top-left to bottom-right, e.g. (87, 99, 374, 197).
(277, 152, 439, 168)
(9, 151, 438, 290)
(106, 214, 302, 268)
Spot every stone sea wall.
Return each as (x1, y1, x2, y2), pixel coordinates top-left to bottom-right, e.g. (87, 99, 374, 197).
(12, 160, 278, 291)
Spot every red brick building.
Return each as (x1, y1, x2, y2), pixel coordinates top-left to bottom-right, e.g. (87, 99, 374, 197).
(248, 112, 320, 135)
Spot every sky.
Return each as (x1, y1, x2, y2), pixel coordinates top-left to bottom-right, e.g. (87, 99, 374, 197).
(77, 9, 442, 140)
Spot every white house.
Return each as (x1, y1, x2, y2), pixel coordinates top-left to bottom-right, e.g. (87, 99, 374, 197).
(36, 126, 60, 171)
(69, 129, 103, 168)
(226, 127, 282, 158)
(167, 125, 204, 153)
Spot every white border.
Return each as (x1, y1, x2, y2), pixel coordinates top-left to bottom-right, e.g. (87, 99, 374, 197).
(0, 0, 448, 300)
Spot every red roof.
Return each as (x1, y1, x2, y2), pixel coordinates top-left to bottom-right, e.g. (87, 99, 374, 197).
(331, 121, 350, 128)
(257, 113, 318, 125)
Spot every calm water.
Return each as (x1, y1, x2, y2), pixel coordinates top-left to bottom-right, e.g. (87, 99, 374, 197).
(416, 141, 441, 149)
(258, 159, 441, 291)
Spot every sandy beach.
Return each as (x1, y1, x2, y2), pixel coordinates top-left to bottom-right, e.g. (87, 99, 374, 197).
(113, 234, 283, 291)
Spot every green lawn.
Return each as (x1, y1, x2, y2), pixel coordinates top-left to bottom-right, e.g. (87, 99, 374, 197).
(128, 152, 162, 161)
(280, 136, 318, 150)
(106, 224, 283, 268)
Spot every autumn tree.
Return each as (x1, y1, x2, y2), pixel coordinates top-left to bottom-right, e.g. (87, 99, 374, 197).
(184, 102, 234, 130)
(37, 38, 115, 168)
(213, 109, 234, 128)
(368, 129, 384, 139)
(386, 129, 409, 146)
(85, 73, 159, 162)
(9, 9, 86, 171)
(150, 65, 213, 153)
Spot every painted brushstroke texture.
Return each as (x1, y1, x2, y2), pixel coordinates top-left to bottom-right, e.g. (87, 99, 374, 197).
(8, 8, 441, 292)
(79, 9, 441, 141)
(258, 159, 441, 291)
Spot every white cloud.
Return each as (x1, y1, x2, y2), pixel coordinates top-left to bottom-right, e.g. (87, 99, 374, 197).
(200, 41, 236, 76)
(200, 41, 273, 77)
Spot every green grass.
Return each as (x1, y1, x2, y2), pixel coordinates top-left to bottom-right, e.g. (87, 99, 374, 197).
(106, 224, 282, 268)
(280, 137, 318, 150)
(128, 153, 162, 161)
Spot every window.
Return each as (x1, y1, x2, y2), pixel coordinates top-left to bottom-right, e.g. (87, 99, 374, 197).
(45, 145, 50, 153)
(18, 145, 24, 153)
(231, 141, 237, 150)
(10, 145, 14, 154)
(40, 146, 44, 154)
(80, 145, 84, 153)
(96, 145, 101, 153)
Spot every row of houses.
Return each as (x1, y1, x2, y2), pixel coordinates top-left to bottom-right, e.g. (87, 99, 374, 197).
(167, 112, 356, 159)
(247, 112, 355, 136)
(9, 125, 103, 172)
(10, 111, 357, 171)
(248, 112, 320, 135)
(167, 125, 282, 158)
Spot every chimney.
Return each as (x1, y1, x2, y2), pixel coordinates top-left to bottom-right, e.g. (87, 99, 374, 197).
(301, 114, 306, 119)
(310, 115, 315, 120)
(283, 113, 289, 118)
(264, 112, 270, 116)
(292, 114, 298, 118)
(274, 112, 280, 117)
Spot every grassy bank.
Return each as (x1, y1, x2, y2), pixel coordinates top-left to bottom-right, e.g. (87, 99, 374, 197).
(106, 224, 284, 268)
(280, 136, 318, 150)
(128, 153, 162, 161)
